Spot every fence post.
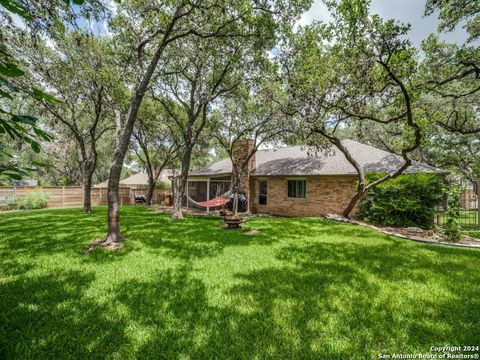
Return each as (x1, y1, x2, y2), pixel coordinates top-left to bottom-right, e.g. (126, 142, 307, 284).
(477, 180, 480, 230)
(62, 186, 65, 208)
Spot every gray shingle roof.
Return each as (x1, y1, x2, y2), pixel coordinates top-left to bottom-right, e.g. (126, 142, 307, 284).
(188, 140, 445, 177)
(95, 169, 173, 187)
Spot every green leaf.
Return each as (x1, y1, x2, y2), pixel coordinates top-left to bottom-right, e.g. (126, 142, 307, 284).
(33, 89, 63, 105)
(33, 128, 53, 141)
(0, 60, 25, 77)
(0, 120, 22, 139)
(2, 171, 22, 180)
(30, 140, 41, 153)
(12, 114, 38, 126)
(0, 0, 33, 21)
(31, 160, 51, 168)
(71, 0, 86, 4)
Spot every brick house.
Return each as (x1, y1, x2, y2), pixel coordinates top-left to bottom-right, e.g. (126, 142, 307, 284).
(185, 139, 444, 216)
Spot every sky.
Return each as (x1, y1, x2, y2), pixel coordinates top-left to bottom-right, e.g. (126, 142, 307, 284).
(298, 0, 470, 47)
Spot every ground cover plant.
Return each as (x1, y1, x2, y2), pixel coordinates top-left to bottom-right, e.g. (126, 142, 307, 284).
(0, 206, 479, 359)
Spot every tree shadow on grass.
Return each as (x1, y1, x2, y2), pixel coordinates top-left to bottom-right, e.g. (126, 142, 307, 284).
(123, 212, 278, 261)
(263, 241, 480, 353)
(0, 208, 108, 258)
(249, 216, 381, 242)
(0, 269, 130, 359)
(112, 266, 353, 359)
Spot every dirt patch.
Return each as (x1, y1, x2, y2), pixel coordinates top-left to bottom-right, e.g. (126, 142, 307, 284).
(83, 238, 123, 253)
(244, 230, 259, 236)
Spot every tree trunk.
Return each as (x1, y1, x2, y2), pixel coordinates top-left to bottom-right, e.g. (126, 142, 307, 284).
(83, 172, 93, 214)
(172, 180, 184, 219)
(146, 177, 156, 206)
(231, 170, 241, 216)
(172, 170, 188, 219)
(342, 188, 367, 218)
(172, 147, 192, 220)
(80, 157, 97, 214)
(105, 155, 124, 243)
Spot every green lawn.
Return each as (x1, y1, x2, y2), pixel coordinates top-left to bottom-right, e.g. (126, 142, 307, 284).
(1, 207, 479, 359)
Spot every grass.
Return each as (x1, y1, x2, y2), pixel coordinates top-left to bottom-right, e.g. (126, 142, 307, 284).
(465, 231, 480, 239)
(0, 206, 479, 359)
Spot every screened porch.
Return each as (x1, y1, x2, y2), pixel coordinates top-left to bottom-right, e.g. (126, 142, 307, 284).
(183, 177, 232, 212)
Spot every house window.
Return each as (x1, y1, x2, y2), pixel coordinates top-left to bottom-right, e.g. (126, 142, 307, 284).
(259, 180, 267, 205)
(288, 180, 306, 199)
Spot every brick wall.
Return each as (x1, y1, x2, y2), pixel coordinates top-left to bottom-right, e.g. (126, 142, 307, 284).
(250, 176, 357, 216)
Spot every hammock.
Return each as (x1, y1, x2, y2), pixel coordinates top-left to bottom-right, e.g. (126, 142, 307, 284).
(187, 196, 230, 208)
(187, 190, 231, 209)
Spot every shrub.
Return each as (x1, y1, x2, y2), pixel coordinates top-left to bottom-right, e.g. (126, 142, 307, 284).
(442, 186, 462, 242)
(359, 173, 442, 229)
(17, 190, 50, 210)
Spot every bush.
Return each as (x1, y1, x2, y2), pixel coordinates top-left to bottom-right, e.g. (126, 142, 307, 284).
(442, 186, 462, 242)
(17, 190, 50, 210)
(359, 173, 442, 229)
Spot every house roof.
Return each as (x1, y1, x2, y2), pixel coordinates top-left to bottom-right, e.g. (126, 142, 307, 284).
(188, 140, 445, 177)
(95, 169, 173, 188)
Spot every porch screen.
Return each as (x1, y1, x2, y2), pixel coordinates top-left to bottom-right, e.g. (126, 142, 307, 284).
(188, 181, 208, 202)
(185, 180, 231, 208)
(209, 181, 231, 200)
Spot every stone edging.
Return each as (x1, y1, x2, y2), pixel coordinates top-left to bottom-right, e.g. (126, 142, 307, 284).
(350, 220, 480, 250)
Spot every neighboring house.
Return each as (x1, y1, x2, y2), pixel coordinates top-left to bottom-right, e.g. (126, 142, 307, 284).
(185, 139, 444, 216)
(95, 170, 173, 189)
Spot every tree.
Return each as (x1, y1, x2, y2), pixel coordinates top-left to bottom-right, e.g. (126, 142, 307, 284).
(0, 4, 56, 180)
(152, 35, 250, 219)
(421, 0, 480, 135)
(282, 0, 425, 218)
(425, 0, 480, 42)
(213, 78, 289, 215)
(101, 0, 311, 239)
(0, 0, 108, 181)
(132, 101, 176, 206)
(420, 35, 480, 135)
(9, 30, 117, 213)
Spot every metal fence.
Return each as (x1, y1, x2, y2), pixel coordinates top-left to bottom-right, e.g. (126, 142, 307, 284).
(435, 182, 479, 230)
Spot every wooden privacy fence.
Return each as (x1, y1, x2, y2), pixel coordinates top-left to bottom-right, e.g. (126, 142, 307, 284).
(0, 186, 171, 209)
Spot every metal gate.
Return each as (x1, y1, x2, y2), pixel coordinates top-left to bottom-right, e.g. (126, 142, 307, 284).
(458, 183, 479, 230)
